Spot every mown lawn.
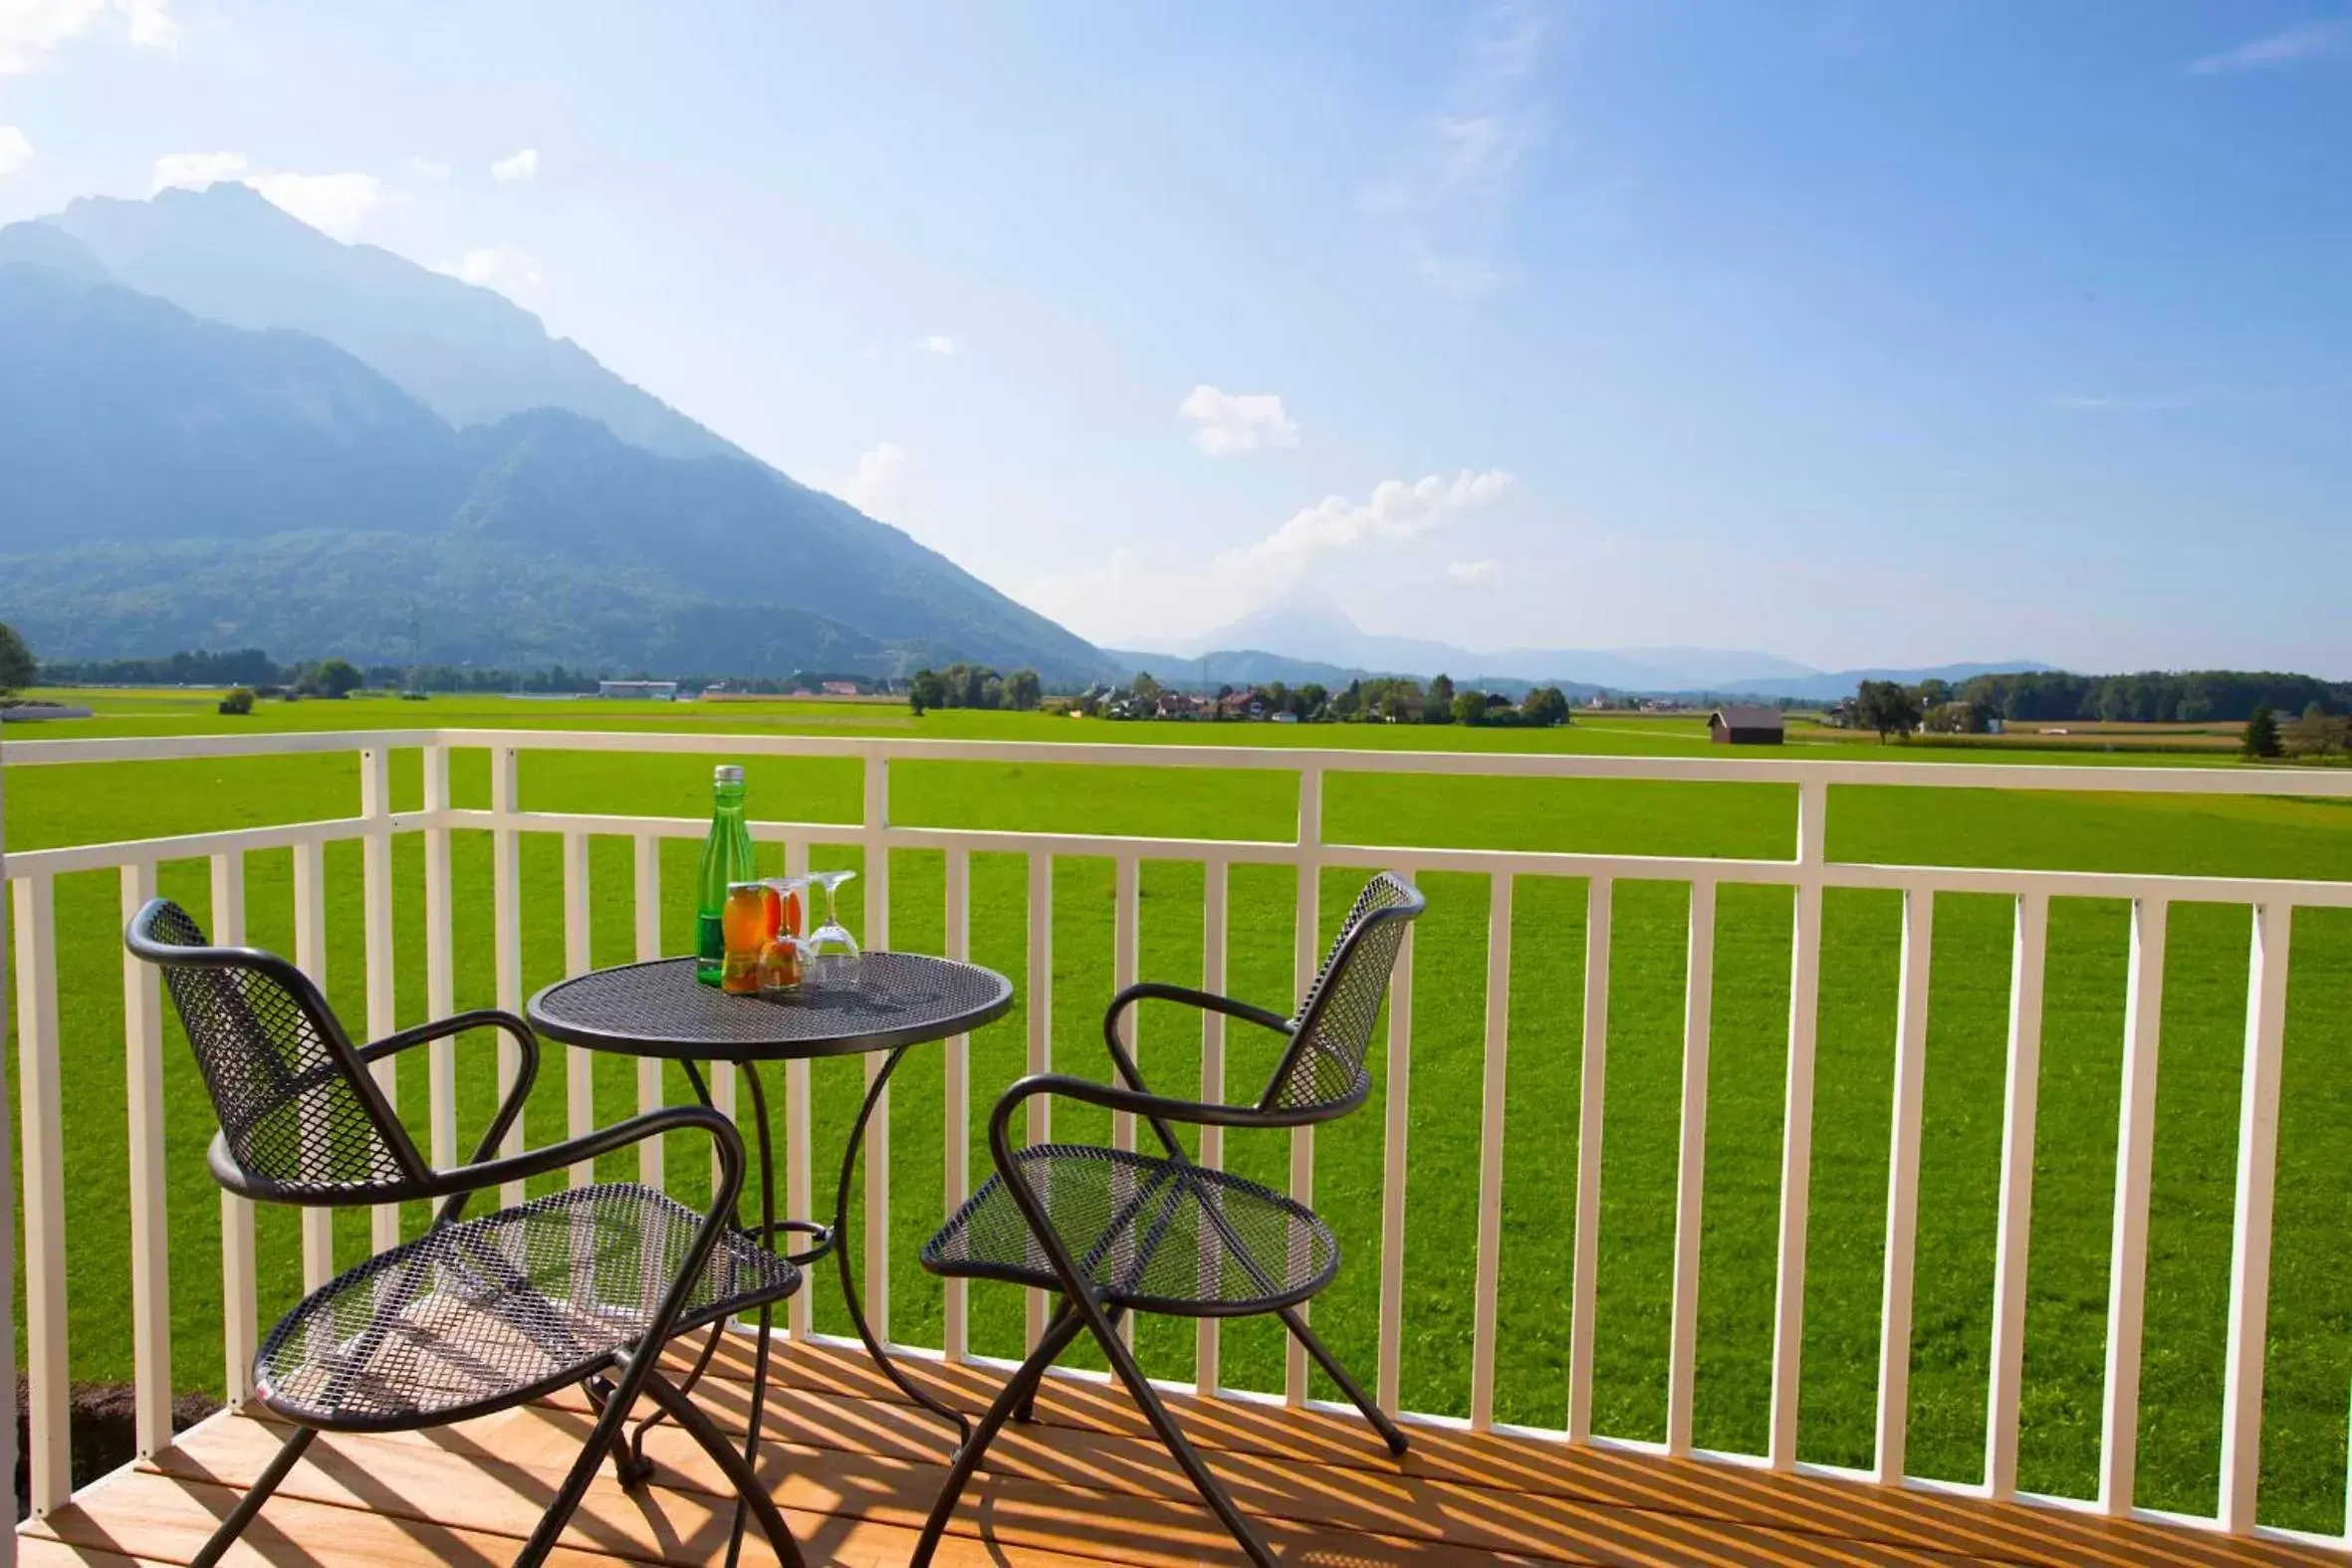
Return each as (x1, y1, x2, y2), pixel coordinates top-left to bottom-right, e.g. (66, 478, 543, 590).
(5, 694, 2350, 1530)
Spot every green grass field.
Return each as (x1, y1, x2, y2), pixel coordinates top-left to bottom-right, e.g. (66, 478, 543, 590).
(6, 691, 2351, 1530)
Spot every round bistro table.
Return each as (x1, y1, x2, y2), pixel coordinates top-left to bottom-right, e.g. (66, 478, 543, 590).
(527, 952, 1014, 1565)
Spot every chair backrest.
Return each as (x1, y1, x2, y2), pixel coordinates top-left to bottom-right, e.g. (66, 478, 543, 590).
(126, 898, 427, 1203)
(1258, 872, 1425, 1117)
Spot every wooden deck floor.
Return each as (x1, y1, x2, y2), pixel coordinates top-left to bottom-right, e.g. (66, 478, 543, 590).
(19, 1337, 2337, 1568)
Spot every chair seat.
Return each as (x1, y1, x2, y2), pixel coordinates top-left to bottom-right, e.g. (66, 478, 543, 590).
(257, 1183, 800, 1430)
(922, 1145, 1338, 1315)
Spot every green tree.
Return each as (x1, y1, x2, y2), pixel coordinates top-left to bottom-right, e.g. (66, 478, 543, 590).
(2243, 704, 2282, 759)
(1426, 673, 1456, 723)
(1004, 669, 1043, 711)
(1129, 670, 1163, 705)
(217, 687, 256, 716)
(295, 658, 363, 699)
(1856, 680, 1922, 743)
(0, 620, 33, 702)
(907, 668, 946, 715)
(1298, 682, 1328, 719)
(1913, 677, 1953, 709)
(1451, 690, 1488, 727)
(1522, 686, 1570, 727)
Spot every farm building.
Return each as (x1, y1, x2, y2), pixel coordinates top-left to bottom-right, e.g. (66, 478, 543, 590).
(1709, 705, 1784, 745)
(597, 679, 679, 700)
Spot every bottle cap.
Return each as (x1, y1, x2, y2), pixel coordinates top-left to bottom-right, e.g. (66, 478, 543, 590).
(715, 765, 745, 784)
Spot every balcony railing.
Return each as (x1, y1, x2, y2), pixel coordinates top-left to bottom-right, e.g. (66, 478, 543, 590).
(5, 727, 2350, 1559)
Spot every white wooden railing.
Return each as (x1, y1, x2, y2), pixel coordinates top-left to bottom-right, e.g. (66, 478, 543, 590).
(4, 727, 2351, 1553)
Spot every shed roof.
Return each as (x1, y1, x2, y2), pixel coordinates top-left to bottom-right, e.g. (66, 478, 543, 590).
(1711, 705, 1784, 730)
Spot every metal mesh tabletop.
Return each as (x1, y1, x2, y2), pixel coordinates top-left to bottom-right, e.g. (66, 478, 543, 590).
(528, 954, 1014, 1061)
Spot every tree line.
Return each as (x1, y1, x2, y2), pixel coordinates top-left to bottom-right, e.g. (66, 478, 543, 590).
(906, 664, 1043, 714)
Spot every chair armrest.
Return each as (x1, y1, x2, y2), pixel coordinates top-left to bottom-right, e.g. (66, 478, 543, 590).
(359, 1009, 541, 1183)
(358, 1008, 538, 1069)
(419, 1104, 745, 1222)
(1104, 983, 1293, 1042)
(989, 1071, 1314, 1147)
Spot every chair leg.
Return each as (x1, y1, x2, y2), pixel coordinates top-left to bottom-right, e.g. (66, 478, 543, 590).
(910, 1305, 1086, 1568)
(636, 1370, 807, 1568)
(189, 1424, 316, 1568)
(1014, 1302, 1120, 1424)
(1278, 1304, 1409, 1456)
(1086, 1299, 1280, 1568)
(511, 1351, 656, 1568)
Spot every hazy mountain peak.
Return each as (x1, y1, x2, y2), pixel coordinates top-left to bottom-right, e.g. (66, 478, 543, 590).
(44, 183, 741, 463)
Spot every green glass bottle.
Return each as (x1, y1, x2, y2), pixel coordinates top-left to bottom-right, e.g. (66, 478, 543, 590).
(695, 764, 756, 985)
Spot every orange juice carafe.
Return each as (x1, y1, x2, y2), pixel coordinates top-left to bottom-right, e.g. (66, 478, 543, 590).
(721, 882, 768, 995)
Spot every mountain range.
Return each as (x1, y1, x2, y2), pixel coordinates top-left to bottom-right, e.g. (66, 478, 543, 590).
(0, 184, 1117, 682)
(1112, 588, 2050, 700)
(0, 182, 2046, 698)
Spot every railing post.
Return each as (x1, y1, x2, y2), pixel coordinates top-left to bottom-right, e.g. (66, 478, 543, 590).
(2101, 897, 2169, 1515)
(119, 860, 173, 1457)
(1112, 855, 1140, 1159)
(12, 872, 69, 1516)
(1769, 778, 1826, 1468)
(1567, 874, 1611, 1443)
(0, 734, 15, 1522)
(360, 747, 400, 1253)
(1200, 858, 1231, 1399)
(2222, 901, 2291, 1533)
(211, 852, 256, 1406)
(633, 831, 663, 1191)
(943, 847, 971, 1363)
(862, 752, 892, 1345)
(1986, 890, 2049, 1499)
(1667, 877, 1717, 1456)
(563, 830, 594, 1189)
(1470, 871, 1514, 1432)
(1026, 849, 1053, 1349)
(1875, 886, 1936, 1483)
(1288, 764, 1323, 1406)
(491, 745, 525, 1208)
(293, 839, 334, 1288)
(421, 744, 457, 1170)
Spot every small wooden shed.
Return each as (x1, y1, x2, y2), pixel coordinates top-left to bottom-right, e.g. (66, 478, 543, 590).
(1709, 705, 1785, 745)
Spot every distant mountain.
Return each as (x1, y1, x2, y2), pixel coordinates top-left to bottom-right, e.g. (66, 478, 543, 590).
(0, 251, 1118, 681)
(39, 183, 738, 462)
(1152, 587, 2044, 697)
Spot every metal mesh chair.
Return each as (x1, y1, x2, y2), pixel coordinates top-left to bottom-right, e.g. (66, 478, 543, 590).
(127, 899, 808, 1568)
(914, 871, 1424, 1568)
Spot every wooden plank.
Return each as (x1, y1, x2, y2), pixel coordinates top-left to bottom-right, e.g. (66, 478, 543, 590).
(1289, 768, 1323, 1408)
(360, 746, 400, 1252)
(724, 1340, 2330, 1568)
(563, 828, 595, 1188)
(291, 841, 333, 1289)
(421, 744, 457, 1170)
(943, 847, 972, 1362)
(13, 872, 70, 1516)
(491, 744, 526, 1208)
(209, 853, 257, 1406)
(1201, 858, 1231, 1397)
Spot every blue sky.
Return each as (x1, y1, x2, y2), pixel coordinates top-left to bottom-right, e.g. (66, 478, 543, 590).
(2, 1, 2346, 674)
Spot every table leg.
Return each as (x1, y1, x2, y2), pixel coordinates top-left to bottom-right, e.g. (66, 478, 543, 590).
(838, 1044, 975, 1452)
(721, 1060, 783, 1568)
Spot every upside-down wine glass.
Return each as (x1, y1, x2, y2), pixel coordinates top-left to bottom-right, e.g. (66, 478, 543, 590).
(803, 868, 860, 986)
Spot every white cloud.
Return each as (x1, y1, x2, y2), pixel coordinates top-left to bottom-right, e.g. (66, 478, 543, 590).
(2190, 21, 2348, 74)
(1221, 469, 1513, 580)
(407, 155, 451, 179)
(151, 148, 247, 189)
(0, 0, 174, 74)
(917, 334, 960, 355)
(436, 244, 546, 302)
(1179, 385, 1300, 456)
(490, 147, 539, 183)
(151, 151, 389, 240)
(247, 171, 388, 241)
(1362, 0, 1547, 294)
(0, 124, 32, 177)
(840, 441, 911, 514)
(1446, 559, 1501, 585)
